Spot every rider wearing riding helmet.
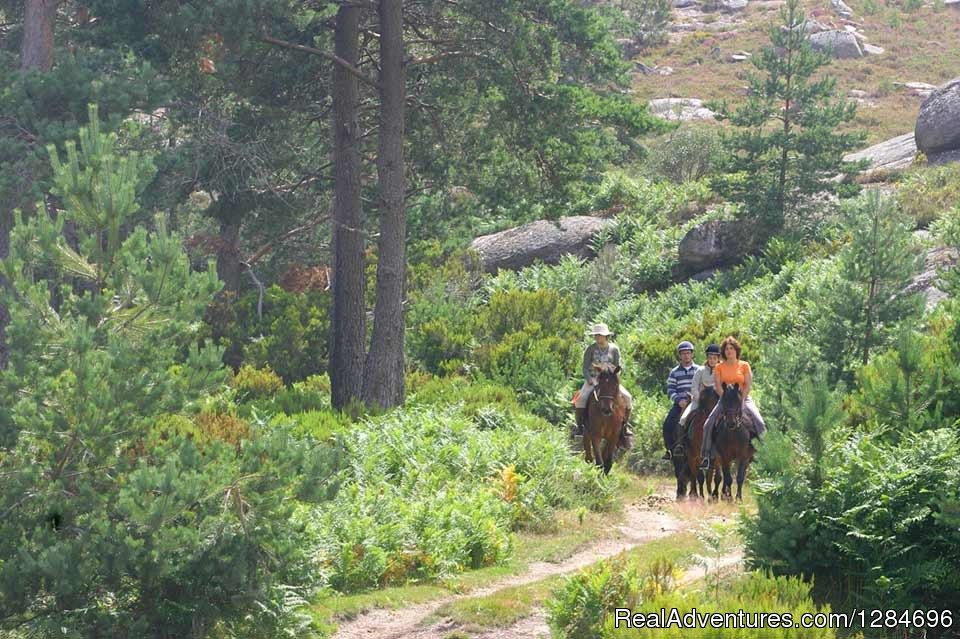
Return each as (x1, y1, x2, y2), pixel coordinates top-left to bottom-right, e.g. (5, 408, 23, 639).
(662, 340, 699, 460)
(699, 335, 766, 469)
(573, 323, 635, 449)
(679, 343, 721, 435)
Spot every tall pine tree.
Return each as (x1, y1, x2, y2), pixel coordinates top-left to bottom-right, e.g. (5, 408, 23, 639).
(820, 190, 923, 382)
(711, 0, 865, 240)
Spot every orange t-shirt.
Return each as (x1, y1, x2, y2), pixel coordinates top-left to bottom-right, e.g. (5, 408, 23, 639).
(715, 360, 751, 386)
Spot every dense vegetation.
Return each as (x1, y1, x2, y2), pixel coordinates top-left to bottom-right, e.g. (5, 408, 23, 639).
(1, 0, 959, 637)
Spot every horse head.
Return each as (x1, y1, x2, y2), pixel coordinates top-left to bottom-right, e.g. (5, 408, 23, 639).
(699, 386, 719, 414)
(592, 363, 621, 417)
(720, 383, 743, 429)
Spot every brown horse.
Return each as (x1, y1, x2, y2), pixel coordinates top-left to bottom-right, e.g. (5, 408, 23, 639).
(711, 383, 755, 501)
(683, 387, 720, 500)
(584, 363, 626, 475)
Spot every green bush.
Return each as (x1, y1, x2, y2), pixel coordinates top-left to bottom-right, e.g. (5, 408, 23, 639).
(645, 126, 721, 184)
(548, 554, 643, 638)
(744, 429, 960, 614)
(309, 404, 617, 592)
(604, 571, 837, 638)
(202, 285, 330, 383)
(230, 363, 285, 400)
(895, 163, 960, 228)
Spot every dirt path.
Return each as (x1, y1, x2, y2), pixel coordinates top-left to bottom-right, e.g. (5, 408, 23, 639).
(332, 499, 684, 639)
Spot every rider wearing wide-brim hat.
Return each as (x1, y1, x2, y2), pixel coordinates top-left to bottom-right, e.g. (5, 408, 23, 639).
(573, 323, 634, 449)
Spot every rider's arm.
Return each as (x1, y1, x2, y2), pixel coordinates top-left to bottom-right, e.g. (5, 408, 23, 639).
(666, 368, 679, 402)
(714, 368, 724, 397)
(582, 346, 593, 382)
(742, 363, 752, 400)
(690, 368, 702, 404)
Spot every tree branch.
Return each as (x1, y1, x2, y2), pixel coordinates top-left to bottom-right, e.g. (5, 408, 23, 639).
(260, 34, 379, 89)
(244, 215, 329, 267)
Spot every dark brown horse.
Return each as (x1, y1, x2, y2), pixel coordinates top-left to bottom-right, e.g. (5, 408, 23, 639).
(584, 363, 625, 475)
(712, 383, 755, 501)
(684, 387, 720, 500)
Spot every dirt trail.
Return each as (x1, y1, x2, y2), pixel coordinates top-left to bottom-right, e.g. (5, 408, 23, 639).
(333, 484, 746, 639)
(332, 500, 682, 639)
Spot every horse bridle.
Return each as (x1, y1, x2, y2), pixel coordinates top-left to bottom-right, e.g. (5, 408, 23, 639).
(592, 388, 616, 403)
(721, 403, 743, 430)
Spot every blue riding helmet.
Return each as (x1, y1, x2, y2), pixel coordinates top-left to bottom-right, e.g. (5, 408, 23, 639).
(705, 343, 721, 355)
(676, 340, 694, 353)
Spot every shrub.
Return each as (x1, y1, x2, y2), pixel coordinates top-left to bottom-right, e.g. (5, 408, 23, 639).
(231, 364, 285, 400)
(309, 404, 617, 592)
(744, 429, 960, 614)
(548, 554, 642, 639)
(202, 285, 330, 383)
(645, 126, 721, 184)
(895, 163, 960, 229)
(603, 572, 837, 638)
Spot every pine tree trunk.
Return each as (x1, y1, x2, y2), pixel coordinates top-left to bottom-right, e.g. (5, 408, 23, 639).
(21, 0, 58, 71)
(0, 210, 9, 369)
(330, 4, 367, 410)
(362, 0, 406, 409)
(216, 218, 242, 293)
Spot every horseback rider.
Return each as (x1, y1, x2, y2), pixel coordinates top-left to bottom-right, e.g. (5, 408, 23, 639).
(662, 341, 699, 460)
(678, 343, 721, 438)
(573, 323, 635, 449)
(699, 336, 767, 470)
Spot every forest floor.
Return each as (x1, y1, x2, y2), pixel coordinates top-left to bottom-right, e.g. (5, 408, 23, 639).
(321, 475, 752, 639)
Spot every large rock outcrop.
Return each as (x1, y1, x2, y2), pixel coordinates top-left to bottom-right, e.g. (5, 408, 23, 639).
(915, 77, 960, 164)
(843, 132, 917, 180)
(678, 219, 754, 273)
(807, 30, 863, 59)
(903, 245, 959, 310)
(470, 216, 614, 273)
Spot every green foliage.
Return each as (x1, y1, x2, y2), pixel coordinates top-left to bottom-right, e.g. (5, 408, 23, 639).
(548, 554, 643, 638)
(847, 325, 945, 438)
(645, 126, 722, 184)
(709, 0, 865, 240)
(473, 289, 582, 420)
(929, 203, 960, 247)
(604, 572, 837, 638)
(230, 363, 285, 400)
(202, 285, 330, 383)
(594, 0, 672, 51)
(310, 403, 617, 592)
(896, 163, 960, 229)
(817, 191, 923, 381)
(745, 429, 960, 613)
(0, 109, 322, 636)
(784, 366, 845, 487)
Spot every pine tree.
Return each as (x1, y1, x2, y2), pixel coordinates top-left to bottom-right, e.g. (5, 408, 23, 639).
(0, 105, 320, 636)
(710, 0, 865, 240)
(786, 365, 845, 487)
(820, 190, 924, 382)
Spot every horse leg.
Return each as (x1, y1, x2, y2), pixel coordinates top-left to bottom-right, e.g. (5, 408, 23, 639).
(583, 435, 593, 463)
(602, 440, 614, 475)
(722, 462, 733, 502)
(696, 467, 705, 500)
(736, 459, 749, 502)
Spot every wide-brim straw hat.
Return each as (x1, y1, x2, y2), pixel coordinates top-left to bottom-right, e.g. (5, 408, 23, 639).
(588, 323, 614, 336)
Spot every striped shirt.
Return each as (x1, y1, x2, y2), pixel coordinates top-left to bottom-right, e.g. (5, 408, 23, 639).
(666, 363, 699, 403)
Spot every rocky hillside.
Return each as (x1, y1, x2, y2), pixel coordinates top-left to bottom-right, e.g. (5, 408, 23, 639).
(631, 0, 960, 143)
